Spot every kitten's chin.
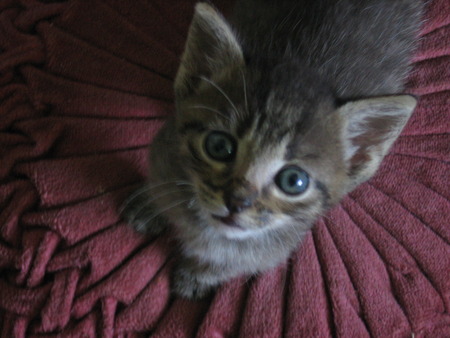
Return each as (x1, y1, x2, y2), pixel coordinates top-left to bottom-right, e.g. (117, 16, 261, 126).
(207, 214, 265, 240)
(196, 201, 274, 239)
(214, 224, 262, 240)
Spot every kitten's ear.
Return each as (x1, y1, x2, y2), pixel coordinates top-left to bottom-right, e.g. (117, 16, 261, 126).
(339, 95, 417, 191)
(174, 3, 244, 99)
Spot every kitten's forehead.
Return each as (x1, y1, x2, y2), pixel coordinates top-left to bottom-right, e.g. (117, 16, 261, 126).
(242, 135, 289, 188)
(239, 62, 335, 144)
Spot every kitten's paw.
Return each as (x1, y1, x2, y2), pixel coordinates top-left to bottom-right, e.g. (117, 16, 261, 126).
(121, 187, 168, 236)
(172, 266, 215, 300)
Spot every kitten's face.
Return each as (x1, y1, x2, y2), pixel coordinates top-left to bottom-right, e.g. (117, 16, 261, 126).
(176, 66, 347, 239)
(170, 3, 416, 239)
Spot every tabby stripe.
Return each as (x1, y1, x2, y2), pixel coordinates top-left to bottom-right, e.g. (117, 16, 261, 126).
(256, 112, 267, 132)
(315, 180, 331, 208)
(236, 114, 255, 138)
(179, 120, 206, 135)
(204, 179, 223, 192)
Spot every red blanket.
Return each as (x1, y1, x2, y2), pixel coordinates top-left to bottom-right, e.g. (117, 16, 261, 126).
(1, 0, 449, 336)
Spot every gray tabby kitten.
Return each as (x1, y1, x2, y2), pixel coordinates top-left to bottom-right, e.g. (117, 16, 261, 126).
(124, 0, 423, 299)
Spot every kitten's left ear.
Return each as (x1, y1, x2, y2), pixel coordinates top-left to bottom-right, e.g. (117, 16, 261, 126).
(174, 3, 244, 99)
(339, 95, 417, 192)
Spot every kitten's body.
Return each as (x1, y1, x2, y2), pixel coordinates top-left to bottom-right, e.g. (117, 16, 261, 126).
(124, 0, 423, 298)
(232, 0, 420, 98)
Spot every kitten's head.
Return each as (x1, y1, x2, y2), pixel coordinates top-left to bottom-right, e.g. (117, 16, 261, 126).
(173, 3, 416, 239)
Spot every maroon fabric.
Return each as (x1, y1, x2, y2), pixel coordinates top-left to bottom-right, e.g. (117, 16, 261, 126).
(0, 0, 449, 336)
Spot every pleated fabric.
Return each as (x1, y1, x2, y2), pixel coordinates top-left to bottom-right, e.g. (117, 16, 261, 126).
(0, 0, 448, 336)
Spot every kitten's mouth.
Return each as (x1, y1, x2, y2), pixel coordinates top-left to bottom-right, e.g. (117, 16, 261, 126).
(212, 214, 242, 228)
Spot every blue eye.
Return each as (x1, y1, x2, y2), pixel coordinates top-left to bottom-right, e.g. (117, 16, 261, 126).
(275, 166, 310, 195)
(204, 131, 236, 162)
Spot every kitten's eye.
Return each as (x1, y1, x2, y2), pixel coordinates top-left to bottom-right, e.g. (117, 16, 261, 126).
(204, 131, 236, 162)
(275, 166, 310, 195)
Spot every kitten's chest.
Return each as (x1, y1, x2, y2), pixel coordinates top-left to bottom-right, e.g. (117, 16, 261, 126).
(179, 228, 292, 273)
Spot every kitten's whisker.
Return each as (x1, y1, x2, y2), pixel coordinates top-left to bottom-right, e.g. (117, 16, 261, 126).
(198, 76, 240, 117)
(129, 187, 192, 218)
(293, 228, 304, 244)
(141, 199, 190, 225)
(120, 185, 150, 216)
(240, 68, 249, 113)
(120, 181, 193, 215)
(145, 180, 193, 190)
(189, 105, 231, 121)
(239, 275, 254, 288)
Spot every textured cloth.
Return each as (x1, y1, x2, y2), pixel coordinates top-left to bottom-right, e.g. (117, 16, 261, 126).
(0, 0, 449, 337)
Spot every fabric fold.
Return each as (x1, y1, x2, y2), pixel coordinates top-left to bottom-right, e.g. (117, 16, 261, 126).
(0, 0, 448, 336)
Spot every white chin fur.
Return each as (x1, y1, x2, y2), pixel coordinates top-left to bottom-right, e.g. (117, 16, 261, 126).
(219, 225, 262, 240)
(207, 216, 263, 240)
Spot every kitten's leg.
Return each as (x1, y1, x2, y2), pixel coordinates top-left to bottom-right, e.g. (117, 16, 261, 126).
(172, 258, 229, 299)
(121, 184, 168, 236)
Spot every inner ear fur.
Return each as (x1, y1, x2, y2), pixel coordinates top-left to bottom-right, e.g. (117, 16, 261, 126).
(174, 3, 244, 100)
(339, 95, 417, 192)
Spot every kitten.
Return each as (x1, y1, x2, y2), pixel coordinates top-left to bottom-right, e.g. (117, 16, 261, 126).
(123, 0, 423, 299)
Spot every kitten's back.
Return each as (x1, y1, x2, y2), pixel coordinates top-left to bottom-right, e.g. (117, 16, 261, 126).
(231, 0, 423, 98)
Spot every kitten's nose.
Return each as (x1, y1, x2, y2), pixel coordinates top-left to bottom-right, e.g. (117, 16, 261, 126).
(225, 195, 253, 214)
(225, 196, 253, 214)
(224, 179, 257, 214)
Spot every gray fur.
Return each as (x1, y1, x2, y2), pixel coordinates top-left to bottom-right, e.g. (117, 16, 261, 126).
(123, 0, 423, 299)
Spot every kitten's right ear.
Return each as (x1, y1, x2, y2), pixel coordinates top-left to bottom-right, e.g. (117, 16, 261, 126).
(174, 3, 244, 100)
(339, 95, 417, 192)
